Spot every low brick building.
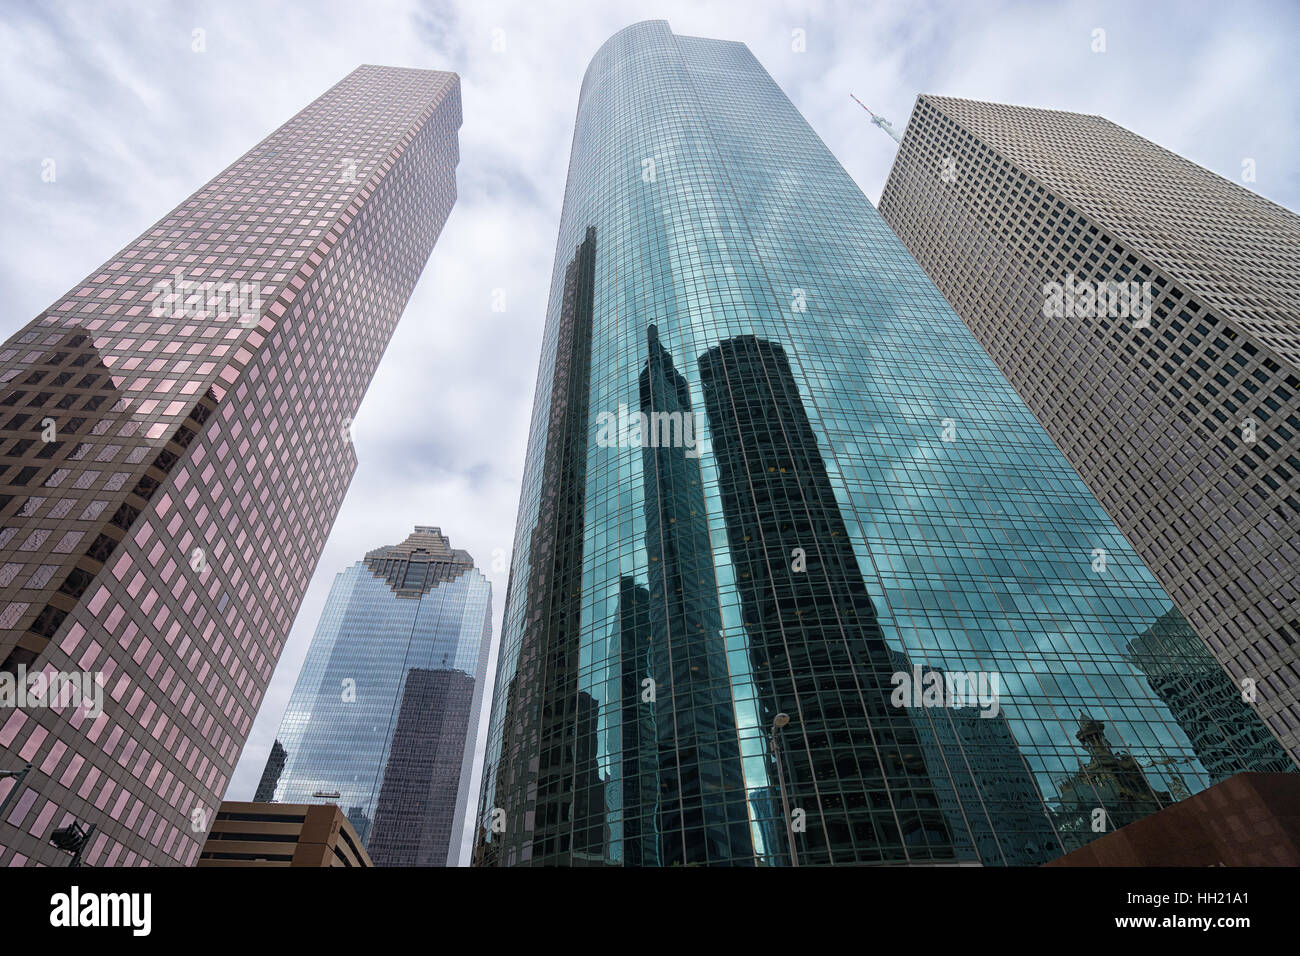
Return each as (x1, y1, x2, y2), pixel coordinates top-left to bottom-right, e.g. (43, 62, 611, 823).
(1048, 773, 1300, 866)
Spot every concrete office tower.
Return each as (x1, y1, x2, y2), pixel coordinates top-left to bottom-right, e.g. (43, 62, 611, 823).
(474, 21, 1291, 868)
(878, 96, 1300, 762)
(261, 528, 493, 867)
(0, 67, 461, 867)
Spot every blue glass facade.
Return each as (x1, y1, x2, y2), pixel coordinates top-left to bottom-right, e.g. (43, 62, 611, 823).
(262, 527, 492, 866)
(474, 20, 1291, 867)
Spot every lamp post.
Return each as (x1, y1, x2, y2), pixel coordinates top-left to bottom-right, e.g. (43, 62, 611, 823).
(768, 712, 799, 867)
(0, 762, 32, 821)
(4, 765, 98, 866)
(49, 820, 97, 868)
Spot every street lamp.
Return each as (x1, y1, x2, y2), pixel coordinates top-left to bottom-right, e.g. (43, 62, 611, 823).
(0, 763, 32, 820)
(768, 712, 799, 867)
(49, 820, 96, 868)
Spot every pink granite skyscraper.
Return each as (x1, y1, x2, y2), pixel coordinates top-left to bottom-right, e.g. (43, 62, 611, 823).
(0, 65, 461, 866)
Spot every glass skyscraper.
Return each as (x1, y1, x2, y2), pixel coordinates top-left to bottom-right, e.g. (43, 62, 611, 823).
(473, 20, 1292, 867)
(262, 528, 492, 867)
(0, 66, 461, 867)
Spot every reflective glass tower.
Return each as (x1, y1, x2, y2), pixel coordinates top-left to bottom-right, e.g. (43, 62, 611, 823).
(0, 67, 461, 867)
(257, 530, 488, 868)
(262, 528, 492, 867)
(474, 20, 1292, 867)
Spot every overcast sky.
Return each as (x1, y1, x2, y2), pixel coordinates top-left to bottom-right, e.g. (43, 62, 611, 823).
(2, 0, 1297, 862)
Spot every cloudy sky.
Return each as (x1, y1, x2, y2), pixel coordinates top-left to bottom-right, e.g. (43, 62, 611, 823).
(2, 0, 1297, 857)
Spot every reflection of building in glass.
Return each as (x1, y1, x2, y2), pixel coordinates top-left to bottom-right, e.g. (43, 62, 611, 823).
(643, 327, 752, 866)
(475, 20, 1294, 868)
(346, 807, 372, 847)
(254, 741, 288, 803)
(481, 228, 598, 866)
(263, 527, 492, 867)
(368, 667, 478, 866)
(1052, 714, 1173, 850)
(615, 577, 658, 866)
(0, 65, 462, 868)
(571, 691, 609, 865)
(887, 651, 1059, 866)
(1125, 610, 1293, 780)
(700, 334, 952, 864)
(747, 788, 784, 865)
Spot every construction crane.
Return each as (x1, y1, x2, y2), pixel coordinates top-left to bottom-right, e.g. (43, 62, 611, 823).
(850, 94, 902, 144)
(1141, 754, 1194, 801)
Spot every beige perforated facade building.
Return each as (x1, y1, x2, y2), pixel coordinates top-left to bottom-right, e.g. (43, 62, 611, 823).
(880, 95, 1300, 763)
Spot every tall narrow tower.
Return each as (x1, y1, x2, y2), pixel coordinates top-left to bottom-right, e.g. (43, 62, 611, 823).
(0, 66, 462, 867)
(474, 21, 1291, 868)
